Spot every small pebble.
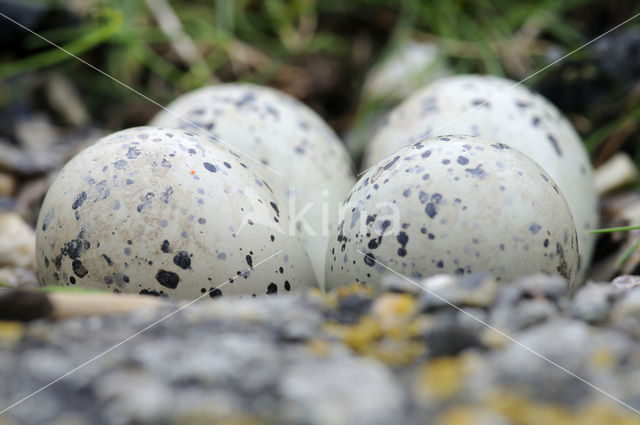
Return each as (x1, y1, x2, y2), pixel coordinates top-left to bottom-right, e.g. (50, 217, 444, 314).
(0, 213, 36, 269)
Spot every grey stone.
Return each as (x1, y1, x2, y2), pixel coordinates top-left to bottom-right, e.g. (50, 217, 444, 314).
(489, 318, 632, 404)
(612, 275, 640, 291)
(279, 355, 407, 425)
(611, 287, 640, 338)
(425, 309, 485, 357)
(417, 273, 499, 311)
(510, 274, 569, 300)
(94, 371, 174, 425)
(570, 282, 619, 323)
(491, 298, 558, 331)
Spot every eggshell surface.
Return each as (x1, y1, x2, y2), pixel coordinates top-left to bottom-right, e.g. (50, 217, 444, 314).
(36, 126, 317, 299)
(363, 75, 597, 283)
(327, 135, 579, 291)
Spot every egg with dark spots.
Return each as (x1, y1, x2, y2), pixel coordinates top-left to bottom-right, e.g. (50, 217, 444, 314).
(150, 83, 356, 289)
(36, 126, 317, 299)
(363, 75, 597, 285)
(326, 135, 579, 291)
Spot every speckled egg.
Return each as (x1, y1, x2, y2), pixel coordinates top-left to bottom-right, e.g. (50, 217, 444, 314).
(36, 126, 317, 299)
(363, 75, 597, 284)
(326, 135, 579, 291)
(150, 83, 355, 289)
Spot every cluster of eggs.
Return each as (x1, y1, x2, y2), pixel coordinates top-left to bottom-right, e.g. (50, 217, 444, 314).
(36, 75, 597, 298)
(36, 85, 355, 298)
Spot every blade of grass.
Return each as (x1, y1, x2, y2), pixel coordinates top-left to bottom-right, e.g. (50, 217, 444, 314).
(584, 104, 640, 154)
(616, 237, 640, 269)
(38, 285, 109, 294)
(588, 225, 640, 234)
(0, 8, 124, 79)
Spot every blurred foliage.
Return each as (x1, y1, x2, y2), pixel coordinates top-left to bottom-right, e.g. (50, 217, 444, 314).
(0, 0, 639, 163)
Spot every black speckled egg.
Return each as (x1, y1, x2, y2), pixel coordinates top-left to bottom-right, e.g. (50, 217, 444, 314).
(327, 135, 579, 291)
(150, 83, 356, 289)
(36, 126, 317, 299)
(363, 75, 597, 285)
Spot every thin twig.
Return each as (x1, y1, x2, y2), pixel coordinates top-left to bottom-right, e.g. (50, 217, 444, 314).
(144, 0, 217, 83)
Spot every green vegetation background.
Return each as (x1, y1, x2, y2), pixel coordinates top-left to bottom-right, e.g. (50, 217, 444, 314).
(0, 0, 639, 166)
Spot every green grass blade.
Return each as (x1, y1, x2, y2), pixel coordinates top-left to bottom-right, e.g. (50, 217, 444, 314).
(0, 8, 124, 80)
(588, 225, 640, 234)
(616, 237, 640, 269)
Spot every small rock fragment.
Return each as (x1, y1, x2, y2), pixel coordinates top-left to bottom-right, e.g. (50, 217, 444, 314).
(570, 282, 619, 323)
(417, 273, 499, 311)
(611, 274, 640, 290)
(14, 113, 61, 152)
(44, 73, 90, 127)
(595, 152, 639, 195)
(0, 213, 36, 269)
(0, 172, 16, 197)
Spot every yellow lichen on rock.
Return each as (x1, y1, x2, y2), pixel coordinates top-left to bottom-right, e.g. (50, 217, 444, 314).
(577, 403, 640, 425)
(371, 292, 417, 331)
(306, 339, 332, 357)
(318, 282, 374, 309)
(324, 291, 425, 366)
(0, 321, 24, 348)
(416, 356, 465, 401)
(484, 392, 638, 425)
(588, 346, 616, 370)
(435, 405, 505, 425)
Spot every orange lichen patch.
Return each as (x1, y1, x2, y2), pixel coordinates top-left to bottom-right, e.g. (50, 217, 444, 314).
(415, 356, 466, 401)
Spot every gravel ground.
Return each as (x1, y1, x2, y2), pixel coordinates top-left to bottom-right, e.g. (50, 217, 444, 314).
(2, 273, 640, 425)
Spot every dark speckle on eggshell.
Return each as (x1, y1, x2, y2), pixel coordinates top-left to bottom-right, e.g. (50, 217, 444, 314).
(173, 251, 191, 269)
(156, 269, 180, 289)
